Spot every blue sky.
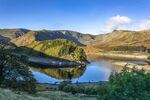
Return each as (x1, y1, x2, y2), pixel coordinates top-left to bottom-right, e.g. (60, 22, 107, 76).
(0, 0, 150, 34)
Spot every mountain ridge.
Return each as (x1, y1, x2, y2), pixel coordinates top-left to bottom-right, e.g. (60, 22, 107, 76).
(0, 28, 150, 50)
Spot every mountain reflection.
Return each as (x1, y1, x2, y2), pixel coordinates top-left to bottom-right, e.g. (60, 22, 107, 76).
(30, 66, 86, 80)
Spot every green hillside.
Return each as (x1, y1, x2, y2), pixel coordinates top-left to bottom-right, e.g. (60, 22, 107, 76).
(17, 39, 87, 62)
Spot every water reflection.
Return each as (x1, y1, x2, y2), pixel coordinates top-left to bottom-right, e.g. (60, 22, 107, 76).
(31, 61, 114, 83)
(31, 66, 86, 83)
(71, 61, 112, 82)
(31, 54, 148, 83)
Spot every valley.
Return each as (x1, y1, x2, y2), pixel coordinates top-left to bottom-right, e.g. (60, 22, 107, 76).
(0, 28, 150, 99)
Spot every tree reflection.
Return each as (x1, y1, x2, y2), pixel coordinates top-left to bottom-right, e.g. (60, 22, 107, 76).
(30, 66, 86, 80)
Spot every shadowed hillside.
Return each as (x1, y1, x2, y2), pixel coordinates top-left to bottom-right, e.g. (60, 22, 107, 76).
(11, 30, 87, 46)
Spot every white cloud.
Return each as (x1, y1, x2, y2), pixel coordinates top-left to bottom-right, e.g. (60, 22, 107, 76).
(103, 15, 132, 33)
(139, 20, 150, 30)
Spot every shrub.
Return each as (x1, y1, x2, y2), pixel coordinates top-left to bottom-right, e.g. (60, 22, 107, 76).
(58, 83, 67, 90)
(62, 85, 77, 94)
(58, 83, 97, 95)
(98, 67, 150, 100)
(84, 88, 97, 95)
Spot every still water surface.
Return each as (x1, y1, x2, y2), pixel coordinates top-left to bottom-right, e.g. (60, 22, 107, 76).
(31, 61, 113, 83)
(31, 55, 147, 83)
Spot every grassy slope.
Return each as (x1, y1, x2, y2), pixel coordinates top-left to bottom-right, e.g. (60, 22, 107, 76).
(26, 39, 87, 61)
(15, 39, 87, 62)
(85, 30, 150, 52)
(0, 88, 96, 100)
(11, 30, 84, 46)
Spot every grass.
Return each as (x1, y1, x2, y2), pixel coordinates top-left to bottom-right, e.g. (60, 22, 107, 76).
(0, 83, 99, 100)
(0, 88, 97, 100)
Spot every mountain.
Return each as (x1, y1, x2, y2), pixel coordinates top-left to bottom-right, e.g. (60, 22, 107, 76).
(1, 28, 150, 50)
(85, 30, 150, 51)
(11, 30, 89, 46)
(0, 28, 96, 46)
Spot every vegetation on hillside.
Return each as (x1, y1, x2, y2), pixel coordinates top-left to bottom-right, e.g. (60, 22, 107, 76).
(19, 39, 87, 62)
(58, 83, 97, 95)
(11, 29, 84, 46)
(0, 28, 29, 39)
(112, 45, 150, 53)
(0, 88, 96, 100)
(98, 67, 150, 100)
(0, 43, 36, 93)
(85, 30, 150, 52)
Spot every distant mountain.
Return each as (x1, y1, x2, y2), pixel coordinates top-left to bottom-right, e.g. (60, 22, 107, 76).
(0, 28, 95, 46)
(0, 28, 150, 50)
(11, 30, 90, 46)
(86, 30, 150, 51)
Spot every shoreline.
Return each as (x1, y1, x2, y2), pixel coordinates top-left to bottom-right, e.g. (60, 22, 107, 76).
(87, 52, 150, 71)
(28, 56, 87, 67)
(87, 52, 150, 62)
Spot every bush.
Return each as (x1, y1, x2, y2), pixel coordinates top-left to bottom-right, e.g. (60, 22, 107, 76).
(58, 83, 67, 90)
(83, 88, 97, 95)
(58, 83, 97, 95)
(98, 68, 150, 100)
(63, 85, 77, 94)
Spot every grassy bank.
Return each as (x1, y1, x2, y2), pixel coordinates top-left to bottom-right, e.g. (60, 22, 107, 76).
(0, 82, 100, 100)
(0, 87, 96, 100)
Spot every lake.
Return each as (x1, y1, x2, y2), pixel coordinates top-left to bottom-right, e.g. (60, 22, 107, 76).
(31, 55, 148, 83)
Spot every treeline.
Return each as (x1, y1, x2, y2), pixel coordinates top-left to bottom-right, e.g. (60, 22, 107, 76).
(112, 45, 150, 53)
